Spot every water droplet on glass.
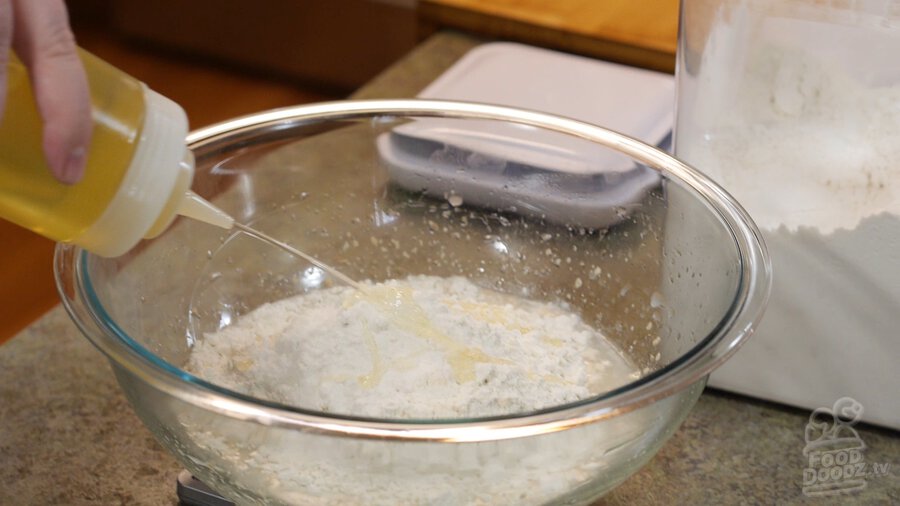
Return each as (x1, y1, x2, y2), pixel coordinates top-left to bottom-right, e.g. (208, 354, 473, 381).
(299, 266, 327, 290)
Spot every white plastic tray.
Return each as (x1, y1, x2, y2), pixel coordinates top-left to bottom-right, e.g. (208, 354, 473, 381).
(378, 43, 675, 229)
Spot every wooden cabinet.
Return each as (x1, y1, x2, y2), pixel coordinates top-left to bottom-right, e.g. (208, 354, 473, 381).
(0, 223, 56, 345)
(111, 0, 419, 92)
(419, 0, 679, 72)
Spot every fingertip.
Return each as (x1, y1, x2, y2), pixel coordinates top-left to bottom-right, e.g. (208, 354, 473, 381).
(58, 146, 86, 184)
(37, 70, 93, 184)
(43, 115, 91, 184)
(11, 0, 93, 185)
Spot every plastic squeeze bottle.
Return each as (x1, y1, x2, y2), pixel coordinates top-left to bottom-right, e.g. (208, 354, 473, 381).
(0, 50, 233, 257)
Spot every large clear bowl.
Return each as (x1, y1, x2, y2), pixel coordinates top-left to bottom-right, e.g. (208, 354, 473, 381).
(55, 100, 770, 505)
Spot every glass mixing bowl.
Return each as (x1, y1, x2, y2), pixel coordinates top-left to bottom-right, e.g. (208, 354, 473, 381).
(56, 100, 770, 505)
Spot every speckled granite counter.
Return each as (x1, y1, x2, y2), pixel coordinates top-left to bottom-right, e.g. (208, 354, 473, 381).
(1, 32, 897, 505)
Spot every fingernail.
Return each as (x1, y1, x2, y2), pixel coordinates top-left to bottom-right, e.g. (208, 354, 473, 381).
(60, 147, 86, 184)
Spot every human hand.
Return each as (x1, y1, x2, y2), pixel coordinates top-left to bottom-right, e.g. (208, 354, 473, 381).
(0, 0, 92, 184)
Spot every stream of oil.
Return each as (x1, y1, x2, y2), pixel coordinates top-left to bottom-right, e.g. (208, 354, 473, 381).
(230, 222, 503, 384)
(232, 222, 364, 290)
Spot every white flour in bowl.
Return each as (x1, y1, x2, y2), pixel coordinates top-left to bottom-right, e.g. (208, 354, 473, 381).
(181, 275, 652, 504)
(187, 275, 640, 419)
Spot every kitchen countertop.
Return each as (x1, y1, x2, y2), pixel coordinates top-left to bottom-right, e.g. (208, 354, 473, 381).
(1, 32, 897, 505)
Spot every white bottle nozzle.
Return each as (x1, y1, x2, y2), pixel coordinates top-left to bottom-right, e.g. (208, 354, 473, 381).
(178, 191, 234, 230)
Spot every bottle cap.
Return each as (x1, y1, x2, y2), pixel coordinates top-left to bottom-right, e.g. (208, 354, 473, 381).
(76, 87, 191, 257)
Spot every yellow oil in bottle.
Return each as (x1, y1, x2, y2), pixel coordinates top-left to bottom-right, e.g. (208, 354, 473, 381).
(0, 50, 145, 242)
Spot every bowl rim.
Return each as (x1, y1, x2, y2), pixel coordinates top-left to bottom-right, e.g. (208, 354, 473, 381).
(55, 99, 771, 442)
